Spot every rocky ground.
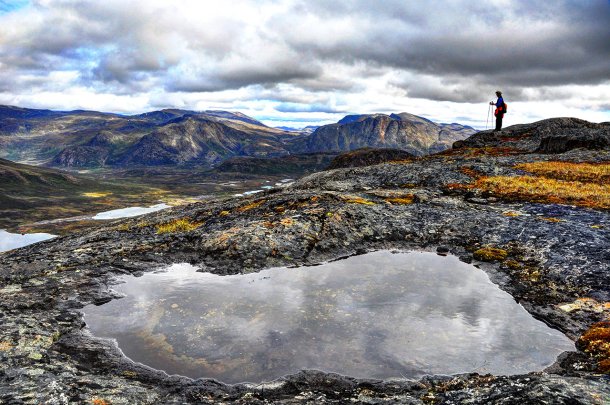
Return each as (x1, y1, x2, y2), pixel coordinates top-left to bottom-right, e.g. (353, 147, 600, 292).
(1, 118, 609, 404)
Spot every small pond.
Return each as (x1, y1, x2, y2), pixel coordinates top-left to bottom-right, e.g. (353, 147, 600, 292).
(0, 229, 56, 253)
(92, 203, 170, 220)
(83, 251, 574, 383)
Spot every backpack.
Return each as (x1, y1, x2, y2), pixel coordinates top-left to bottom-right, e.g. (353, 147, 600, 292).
(503, 102, 508, 113)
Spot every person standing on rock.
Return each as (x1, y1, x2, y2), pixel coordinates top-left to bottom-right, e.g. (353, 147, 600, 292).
(490, 91, 505, 131)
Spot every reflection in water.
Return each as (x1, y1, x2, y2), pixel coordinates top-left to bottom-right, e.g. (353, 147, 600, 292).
(92, 203, 169, 220)
(0, 229, 56, 252)
(83, 251, 574, 383)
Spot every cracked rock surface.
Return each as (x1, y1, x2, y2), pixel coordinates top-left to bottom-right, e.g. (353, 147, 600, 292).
(1, 118, 609, 404)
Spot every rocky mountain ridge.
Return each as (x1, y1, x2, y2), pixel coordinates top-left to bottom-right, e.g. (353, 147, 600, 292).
(0, 105, 474, 168)
(291, 112, 475, 156)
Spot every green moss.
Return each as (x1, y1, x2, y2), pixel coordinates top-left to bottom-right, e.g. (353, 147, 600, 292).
(473, 247, 508, 261)
(156, 218, 201, 234)
(503, 259, 523, 270)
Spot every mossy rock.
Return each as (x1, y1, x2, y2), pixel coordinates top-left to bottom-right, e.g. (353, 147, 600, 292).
(473, 247, 508, 261)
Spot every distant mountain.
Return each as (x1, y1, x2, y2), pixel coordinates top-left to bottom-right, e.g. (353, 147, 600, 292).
(202, 110, 267, 127)
(0, 106, 292, 168)
(290, 113, 475, 156)
(117, 115, 290, 166)
(132, 109, 196, 124)
(0, 106, 475, 169)
(276, 125, 319, 134)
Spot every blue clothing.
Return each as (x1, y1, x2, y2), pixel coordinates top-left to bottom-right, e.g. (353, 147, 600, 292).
(495, 96, 504, 108)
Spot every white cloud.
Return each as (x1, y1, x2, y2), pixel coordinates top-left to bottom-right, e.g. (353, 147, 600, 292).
(0, 0, 607, 128)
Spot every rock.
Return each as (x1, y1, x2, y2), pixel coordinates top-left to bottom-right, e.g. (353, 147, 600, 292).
(326, 147, 415, 169)
(0, 120, 609, 403)
(453, 117, 610, 153)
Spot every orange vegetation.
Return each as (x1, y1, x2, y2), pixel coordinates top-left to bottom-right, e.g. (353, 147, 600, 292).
(236, 199, 265, 212)
(473, 175, 610, 209)
(384, 194, 415, 205)
(515, 161, 610, 184)
(577, 321, 610, 373)
(342, 196, 376, 205)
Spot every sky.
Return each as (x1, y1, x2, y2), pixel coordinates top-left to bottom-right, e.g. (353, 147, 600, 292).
(0, 0, 608, 129)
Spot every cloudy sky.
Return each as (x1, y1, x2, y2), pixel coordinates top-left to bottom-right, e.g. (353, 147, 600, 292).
(0, 0, 608, 128)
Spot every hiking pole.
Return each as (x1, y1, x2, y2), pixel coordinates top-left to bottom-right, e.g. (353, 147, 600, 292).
(486, 103, 491, 130)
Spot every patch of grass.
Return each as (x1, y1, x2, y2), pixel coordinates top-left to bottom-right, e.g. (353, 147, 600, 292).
(400, 183, 417, 189)
(473, 175, 610, 209)
(388, 159, 414, 165)
(280, 217, 294, 226)
(236, 199, 265, 212)
(122, 370, 138, 378)
(115, 223, 131, 231)
(539, 217, 563, 223)
(82, 192, 113, 198)
(515, 161, 610, 184)
(460, 166, 484, 178)
(342, 196, 376, 205)
(577, 320, 610, 373)
(438, 147, 525, 158)
(0, 341, 13, 351)
(156, 218, 201, 234)
(473, 247, 508, 261)
(384, 194, 415, 205)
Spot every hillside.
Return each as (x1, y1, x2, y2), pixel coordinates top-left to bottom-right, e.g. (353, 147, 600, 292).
(0, 158, 157, 230)
(1, 117, 608, 403)
(0, 106, 293, 167)
(290, 112, 476, 156)
(0, 106, 474, 169)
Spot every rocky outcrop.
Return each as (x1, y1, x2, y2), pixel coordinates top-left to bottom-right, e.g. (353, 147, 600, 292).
(51, 145, 110, 167)
(292, 112, 475, 156)
(326, 147, 414, 169)
(212, 153, 336, 176)
(453, 117, 610, 153)
(1, 120, 609, 403)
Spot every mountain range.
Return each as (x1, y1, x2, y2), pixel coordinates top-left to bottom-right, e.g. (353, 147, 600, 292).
(0, 105, 475, 169)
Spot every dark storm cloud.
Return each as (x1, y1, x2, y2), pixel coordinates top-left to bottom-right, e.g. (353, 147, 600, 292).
(166, 62, 322, 93)
(0, 0, 608, 110)
(277, 0, 610, 101)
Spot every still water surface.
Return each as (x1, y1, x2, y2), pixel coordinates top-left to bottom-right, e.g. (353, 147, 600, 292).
(83, 251, 574, 383)
(92, 203, 170, 220)
(0, 229, 56, 252)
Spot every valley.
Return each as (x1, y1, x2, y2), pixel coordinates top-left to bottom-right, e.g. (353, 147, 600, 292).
(1, 105, 471, 235)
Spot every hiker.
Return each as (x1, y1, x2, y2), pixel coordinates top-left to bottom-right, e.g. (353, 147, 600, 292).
(489, 91, 505, 131)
